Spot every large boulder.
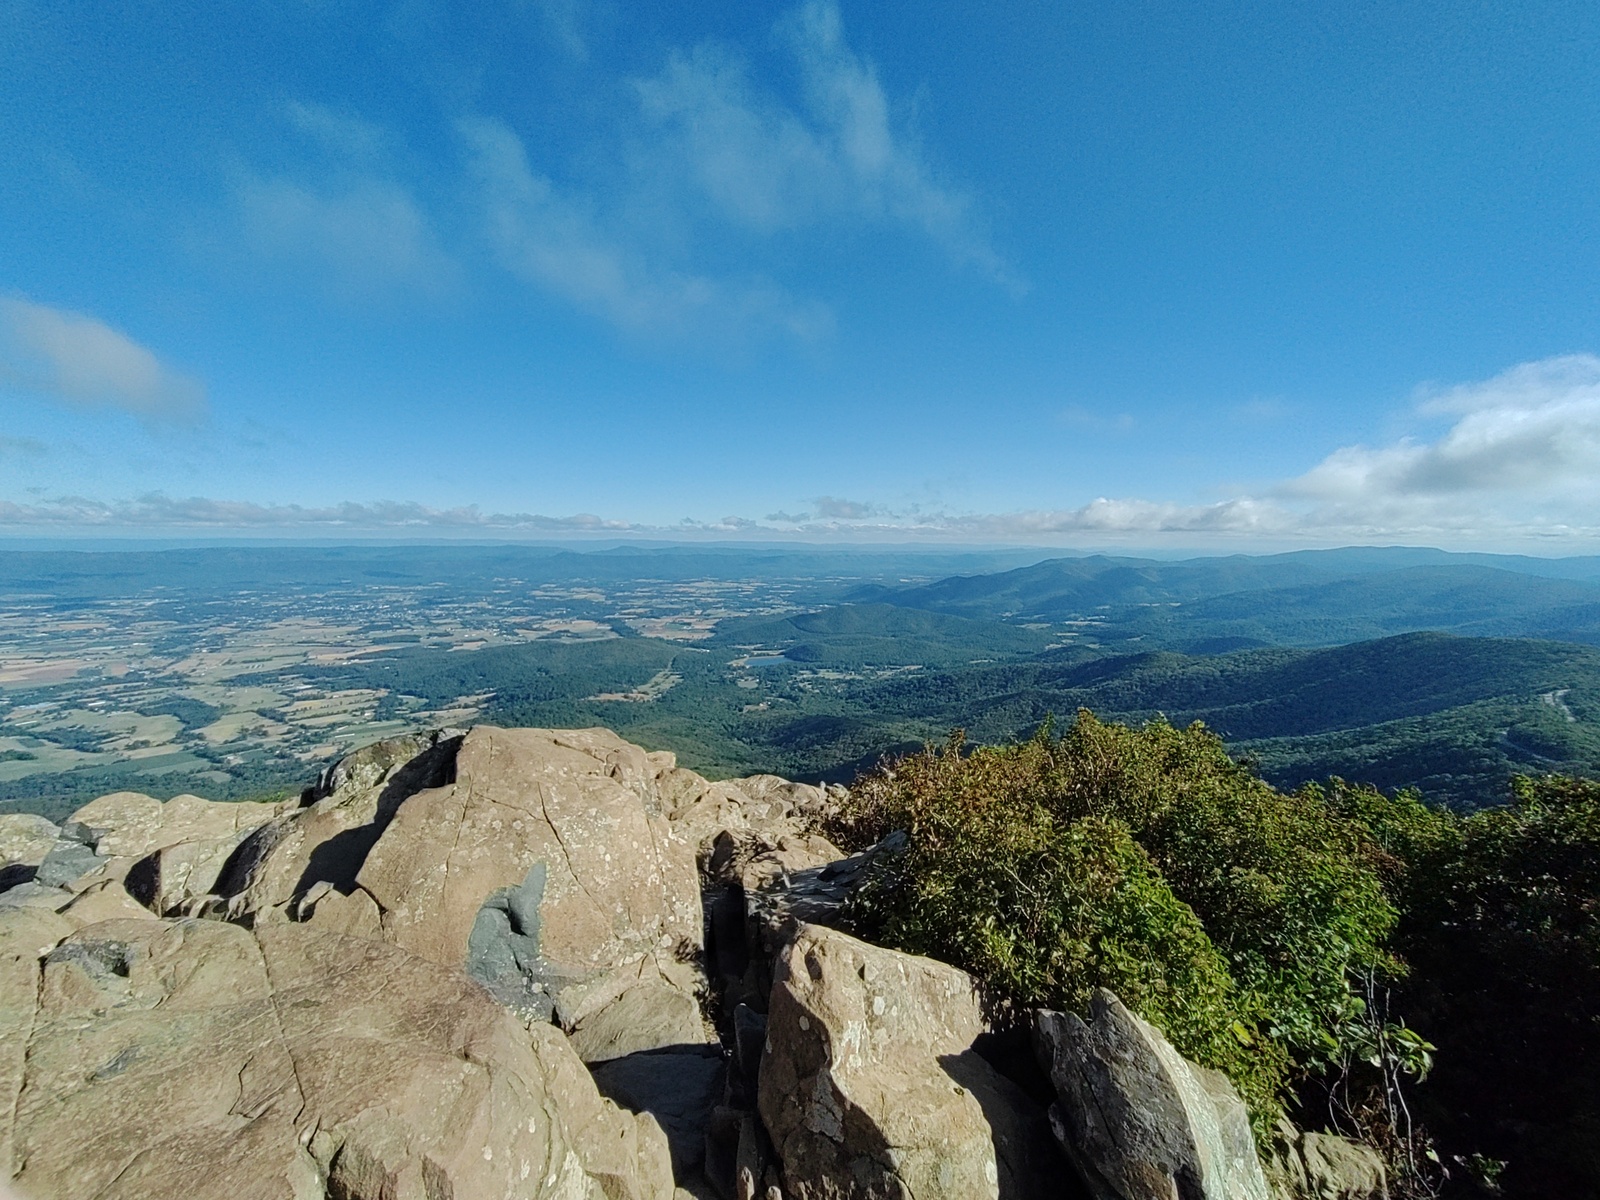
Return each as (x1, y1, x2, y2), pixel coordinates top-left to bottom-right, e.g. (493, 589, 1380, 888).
(69, 790, 291, 858)
(214, 730, 461, 919)
(705, 830, 903, 1024)
(0, 911, 676, 1200)
(356, 727, 707, 1053)
(1034, 989, 1271, 1200)
(223, 727, 710, 1058)
(759, 922, 1056, 1200)
(0, 814, 61, 889)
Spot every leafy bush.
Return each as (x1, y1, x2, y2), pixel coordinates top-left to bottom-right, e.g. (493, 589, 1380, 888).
(1368, 773, 1600, 1197)
(834, 712, 1399, 1128)
(835, 712, 1600, 1191)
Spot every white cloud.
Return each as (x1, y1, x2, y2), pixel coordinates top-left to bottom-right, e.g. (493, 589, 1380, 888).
(751, 357, 1600, 545)
(13, 357, 1597, 547)
(1285, 355, 1600, 502)
(633, 0, 1017, 288)
(461, 117, 832, 340)
(635, 46, 838, 234)
(0, 297, 207, 423)
(811, 495, 880, 519)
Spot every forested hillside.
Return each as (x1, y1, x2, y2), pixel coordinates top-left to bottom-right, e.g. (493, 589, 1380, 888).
(280, 622, 1600, 809)
(864, 552, 1600, 649)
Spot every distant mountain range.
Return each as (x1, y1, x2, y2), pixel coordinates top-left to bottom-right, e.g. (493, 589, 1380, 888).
(850, 547, 1600, 650)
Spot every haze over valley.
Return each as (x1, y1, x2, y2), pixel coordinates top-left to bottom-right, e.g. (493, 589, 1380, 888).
(4, 542, 1598, 820)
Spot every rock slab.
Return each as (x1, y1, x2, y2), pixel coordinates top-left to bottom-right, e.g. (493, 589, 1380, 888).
(0, 910, 676, 1200)
(1034, 989, 1270, 1200)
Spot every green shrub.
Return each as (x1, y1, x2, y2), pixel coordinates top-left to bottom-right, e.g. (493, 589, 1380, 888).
(1380, 774, 1600, 1197)
(834, 712, 1400, 1128)
(837, 715, 1600, 1189)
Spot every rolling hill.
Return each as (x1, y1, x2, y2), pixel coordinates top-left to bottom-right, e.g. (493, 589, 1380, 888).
(863, 550, 1600, 649)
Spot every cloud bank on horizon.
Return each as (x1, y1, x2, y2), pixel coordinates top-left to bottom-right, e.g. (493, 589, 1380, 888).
(4, 354, 1597, 547)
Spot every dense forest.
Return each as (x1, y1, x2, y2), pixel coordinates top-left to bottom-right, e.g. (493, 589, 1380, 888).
(274, 619, 1599, 809)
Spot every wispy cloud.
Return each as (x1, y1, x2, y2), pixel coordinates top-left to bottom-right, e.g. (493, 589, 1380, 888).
(223, 4, 1007, 340)
(234, 104, 456, 298)
(634, 0, 1018, 289)
(1059, 406, 1136, 432)
(0, 297, 207, 423)
(527, 0, 588, 60)
(285, 100, 396, 164)
(462, 117, 832, 340)
(238, 175, 457, 297)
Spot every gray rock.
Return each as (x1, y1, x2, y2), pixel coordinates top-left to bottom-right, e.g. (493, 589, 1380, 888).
(0, 882, 75, 912)
(466, 860, 568, 1021)
(33, 840, 103, 889)
(1035, 989, 1270, 1200)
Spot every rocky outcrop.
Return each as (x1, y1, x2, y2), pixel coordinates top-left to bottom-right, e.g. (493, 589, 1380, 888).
(0, 910, 675, 1200)
(659, 771, 838, 859)
(1, 791, 294, 922)
(0, 791, 297, 917)
(353, 727, 708, 1053)
(1, 724, 1377, 1200)
(759, 922, 1057, 1200)
(1035, 989, 1271, 1200)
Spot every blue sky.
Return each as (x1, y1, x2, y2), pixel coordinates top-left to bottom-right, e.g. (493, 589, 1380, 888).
(2, 0, 1599, 548)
